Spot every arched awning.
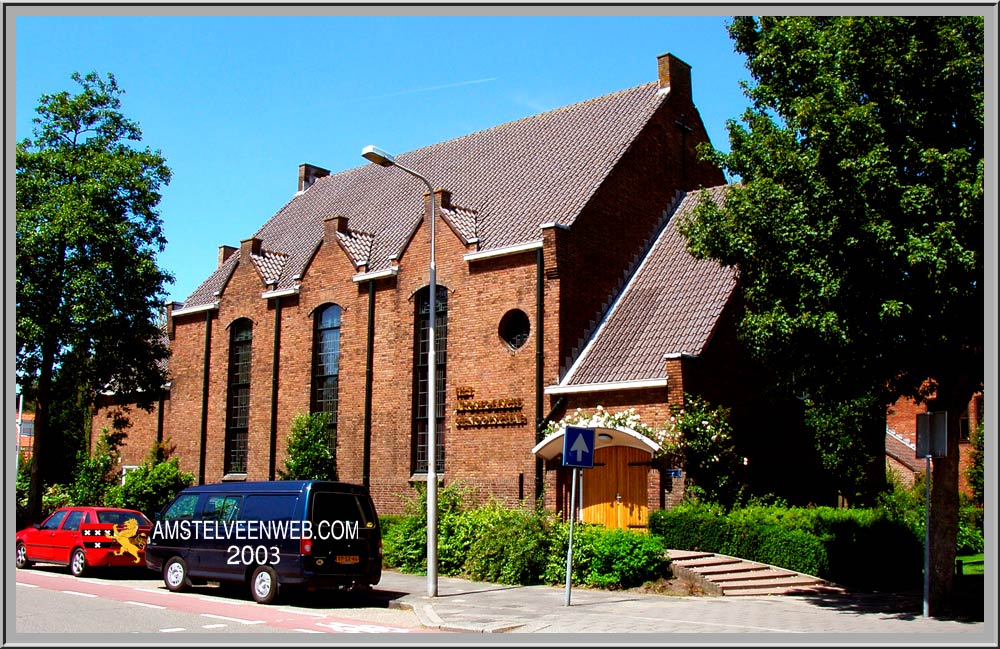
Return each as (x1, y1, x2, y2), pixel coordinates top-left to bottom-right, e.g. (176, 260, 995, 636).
(531, 425, 660, 461)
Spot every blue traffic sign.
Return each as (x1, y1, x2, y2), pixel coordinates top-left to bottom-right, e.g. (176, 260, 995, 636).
(562, 426, 595, 468)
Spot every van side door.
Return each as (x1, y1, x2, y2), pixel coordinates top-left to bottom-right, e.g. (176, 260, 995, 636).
(195, 494, 243, 579)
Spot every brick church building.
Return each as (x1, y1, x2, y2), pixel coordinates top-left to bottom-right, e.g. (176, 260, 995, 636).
(91, 52, 979, 527)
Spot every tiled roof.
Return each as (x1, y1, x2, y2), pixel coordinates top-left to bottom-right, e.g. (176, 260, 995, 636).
(250, 249, 288, 285)
(335, 229, 375, 269)
(559, 185, 737, 387)
(181, 81, 667, 307)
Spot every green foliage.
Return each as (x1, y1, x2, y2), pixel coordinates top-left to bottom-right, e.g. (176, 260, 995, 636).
(804, 394, 888, 507)
(17, 70, 173, 520)
(461, 503, 555, 585)
(69, 429, 125, 506)
(877, 472, 984, 555)
(380, 481, 471, 574)
(966, 422, 984, 505)
(279, 412, 337, 481)
(105, 441, 194, 519)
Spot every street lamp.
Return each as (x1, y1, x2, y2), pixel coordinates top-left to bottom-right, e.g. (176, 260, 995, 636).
(361, 145, 439, 597)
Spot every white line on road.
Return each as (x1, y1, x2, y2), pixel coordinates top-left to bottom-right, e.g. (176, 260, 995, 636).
(293, 628, 325, 633)
(160, 628, 186, 633)
(201, 624, 228, 629)
(61, 590, 97, 598)
(124, 600, 166, 609)
(16, 583, 39, 588)
(200, 613, 265, 625)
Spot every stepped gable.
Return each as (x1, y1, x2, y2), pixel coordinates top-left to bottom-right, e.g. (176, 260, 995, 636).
(180, 81, 667, 307)
(559, 185, 737, 387)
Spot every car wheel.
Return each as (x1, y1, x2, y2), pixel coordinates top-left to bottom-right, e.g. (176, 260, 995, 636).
(163, 557, 191, 592)
(250, 565, 280, 604)
(15, 542, 32, 569)
(70, 548, 88, 577)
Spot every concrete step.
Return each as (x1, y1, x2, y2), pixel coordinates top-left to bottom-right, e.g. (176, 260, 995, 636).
(666, 549, 837, 598)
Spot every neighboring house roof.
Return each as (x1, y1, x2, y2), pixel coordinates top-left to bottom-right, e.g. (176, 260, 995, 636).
(886, 428, 923, 474)
(556, 185, 737, 389)
(180, 81, 668, 308)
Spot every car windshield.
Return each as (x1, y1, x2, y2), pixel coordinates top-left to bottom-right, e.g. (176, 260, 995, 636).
(97, 510, 152, 526)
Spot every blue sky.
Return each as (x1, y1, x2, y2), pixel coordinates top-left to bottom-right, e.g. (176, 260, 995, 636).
(14, 10, 753, 305)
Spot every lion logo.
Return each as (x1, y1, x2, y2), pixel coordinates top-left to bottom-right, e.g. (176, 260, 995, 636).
(109, 518, 148, 564)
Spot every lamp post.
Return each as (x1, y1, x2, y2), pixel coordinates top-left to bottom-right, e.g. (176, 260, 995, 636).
(361, 145, 438, 597)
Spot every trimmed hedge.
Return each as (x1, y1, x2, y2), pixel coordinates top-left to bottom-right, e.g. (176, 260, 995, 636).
(648, 504, 922, 591)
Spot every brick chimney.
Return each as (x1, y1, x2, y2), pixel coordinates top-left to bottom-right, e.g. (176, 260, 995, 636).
(657, 53, 692, 102)
(323, 214, 349, 243)
(218, 245, 238, 268)
(298, 163, 330, 193)
(240, 237, 262, 258)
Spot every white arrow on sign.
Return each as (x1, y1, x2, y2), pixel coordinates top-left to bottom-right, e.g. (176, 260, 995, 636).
(570, 432, 590, 462)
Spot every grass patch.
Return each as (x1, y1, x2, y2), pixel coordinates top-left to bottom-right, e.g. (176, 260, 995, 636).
(956, 553, 984, 576)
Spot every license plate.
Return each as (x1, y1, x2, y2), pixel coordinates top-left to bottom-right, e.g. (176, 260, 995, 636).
(336, 555, 360, 564)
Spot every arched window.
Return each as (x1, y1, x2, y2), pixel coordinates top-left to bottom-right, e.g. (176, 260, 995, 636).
(225, 318, 252, 474)
(311, 304, 341, 453)
(414, 286, 447, 475)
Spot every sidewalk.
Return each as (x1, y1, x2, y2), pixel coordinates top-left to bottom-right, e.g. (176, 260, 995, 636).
(372, 569, 991, 640)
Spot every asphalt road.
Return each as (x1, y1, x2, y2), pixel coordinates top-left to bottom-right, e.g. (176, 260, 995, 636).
(13, 564, 433, 637)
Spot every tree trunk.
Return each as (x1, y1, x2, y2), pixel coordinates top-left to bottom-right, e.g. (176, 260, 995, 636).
(27, 348, 55, 522)
(926, 389, 968, 617)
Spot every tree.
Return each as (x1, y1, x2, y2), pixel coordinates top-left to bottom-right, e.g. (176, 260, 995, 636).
(279, 412, 338, 481)
(16, 71, 173, 522)
(680, 17, 983, 615)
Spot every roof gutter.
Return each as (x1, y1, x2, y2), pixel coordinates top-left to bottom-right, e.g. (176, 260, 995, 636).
(544, 378, 668, 395)
(353, 267, 399, 283)
(261, 286, 300, 299)
(464, 239, 543, 262)
(170, 302, 220, 317)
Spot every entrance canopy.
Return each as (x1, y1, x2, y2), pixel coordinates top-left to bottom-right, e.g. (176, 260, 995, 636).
(531, 425, 660, 461)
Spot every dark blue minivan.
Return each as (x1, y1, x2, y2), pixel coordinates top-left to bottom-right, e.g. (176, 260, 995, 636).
(145, 480, 382, 604)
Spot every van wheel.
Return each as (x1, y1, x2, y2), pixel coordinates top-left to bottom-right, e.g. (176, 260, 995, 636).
(164, 557, 191, 592)
(15, 542, 32, 569)
(250, 565, 279, 604)
(70, 548, 88, 577)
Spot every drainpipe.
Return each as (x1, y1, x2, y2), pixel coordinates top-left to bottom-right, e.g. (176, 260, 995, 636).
(535, 248, 545, 500)
(269, 296, 282, 481)
(363, 280, 376, 488)
(156, 390, 165, 447)
(198, 310, 212, 485)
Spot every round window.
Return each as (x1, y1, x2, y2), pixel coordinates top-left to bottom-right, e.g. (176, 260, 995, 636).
(498, 309, 530, 350)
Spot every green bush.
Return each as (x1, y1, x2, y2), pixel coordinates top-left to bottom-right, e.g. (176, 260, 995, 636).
(542, 523, 669, 589)
(461, 503, 554, 584)
(279, 412, 337, 481)
(105, 455, 194, 520)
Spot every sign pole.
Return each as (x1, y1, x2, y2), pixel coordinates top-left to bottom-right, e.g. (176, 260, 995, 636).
(564, 466, 578, 606)
(923, 453, 931, 618)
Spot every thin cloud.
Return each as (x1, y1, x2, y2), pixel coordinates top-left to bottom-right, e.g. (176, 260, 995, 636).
(334, 77, 500, 105)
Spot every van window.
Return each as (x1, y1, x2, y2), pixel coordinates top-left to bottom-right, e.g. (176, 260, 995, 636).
(311, 492, 374, 527)
(203, 495, 241, 522)
(162, 494, 199, 521)
(240, 495, 297, 522)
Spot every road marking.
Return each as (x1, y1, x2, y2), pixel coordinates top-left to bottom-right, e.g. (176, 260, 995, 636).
(200, 613, 264, 625)
(124, 600, 166, 609)
(201, 624, 228, 629)
(293, 628, 325, 633)
(283, 609, 327, 617)
(16, 583, 39, 588)
(61, 590, 97, 598)
(160, 628, 186, 633)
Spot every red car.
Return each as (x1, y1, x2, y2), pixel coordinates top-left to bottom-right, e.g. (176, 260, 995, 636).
(15, 506, 152, 577)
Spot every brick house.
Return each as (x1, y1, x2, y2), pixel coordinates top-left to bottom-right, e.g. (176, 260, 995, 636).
(91, 51, 977, 526)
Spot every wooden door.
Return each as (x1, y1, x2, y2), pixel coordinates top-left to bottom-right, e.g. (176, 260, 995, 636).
(581, 446, 649, 529)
